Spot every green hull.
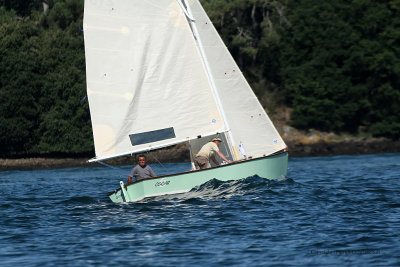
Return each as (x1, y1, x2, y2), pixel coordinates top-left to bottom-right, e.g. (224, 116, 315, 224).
(108, 152, 288, 203)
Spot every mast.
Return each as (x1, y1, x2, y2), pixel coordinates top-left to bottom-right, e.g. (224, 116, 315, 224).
(183, 0, 238, 160)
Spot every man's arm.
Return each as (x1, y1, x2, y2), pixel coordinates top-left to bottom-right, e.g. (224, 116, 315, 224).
(128, 166, 137, 184)
(148, 166, 157, 177)
(216, 151, 232, 164)
(211, 157, 219, 166)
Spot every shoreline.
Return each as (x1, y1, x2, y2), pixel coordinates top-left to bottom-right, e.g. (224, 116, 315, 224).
(1, 138, 399, 171)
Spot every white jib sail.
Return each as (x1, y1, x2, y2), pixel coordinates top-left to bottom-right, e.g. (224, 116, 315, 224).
(83, 0, 226, 161)
(188, 0, 287, 158)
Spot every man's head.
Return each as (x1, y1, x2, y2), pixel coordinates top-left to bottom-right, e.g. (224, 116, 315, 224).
(211, 137, 222, 146)
(137, 155, 147, 167)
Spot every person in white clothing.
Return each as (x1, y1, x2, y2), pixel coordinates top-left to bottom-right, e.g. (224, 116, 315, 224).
(194, 137, 232, 170)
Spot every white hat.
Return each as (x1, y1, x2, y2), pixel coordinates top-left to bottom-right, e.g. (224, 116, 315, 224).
(211, 137, 222, 142)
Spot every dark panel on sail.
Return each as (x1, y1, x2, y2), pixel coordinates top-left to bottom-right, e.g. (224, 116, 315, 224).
(129, 127, 176, 146)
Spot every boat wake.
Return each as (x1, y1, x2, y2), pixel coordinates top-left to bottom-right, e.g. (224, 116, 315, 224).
(141, 175, 294, 203)
(187, 176, 293, 199)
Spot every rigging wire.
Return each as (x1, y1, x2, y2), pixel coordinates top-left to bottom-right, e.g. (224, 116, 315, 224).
(97, 161, 127, 178)
(146, 151, 168, 175)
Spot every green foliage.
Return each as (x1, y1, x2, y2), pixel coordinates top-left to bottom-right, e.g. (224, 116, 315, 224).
(0, 6, 15, 23)
(0, 20, 41, 155)
(0, 0, 92, 157)
(31, 22, 92, 154)
(0, 0, 42, 16)
(202, 0, 290, 99)
(44, 0, 83, 29)
(1, 0, 400, 158)
(279, 0, 400, 138)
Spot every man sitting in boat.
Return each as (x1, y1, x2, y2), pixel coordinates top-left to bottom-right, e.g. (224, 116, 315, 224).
(194, 138, 232, 169)
(127, 155, 157, 184)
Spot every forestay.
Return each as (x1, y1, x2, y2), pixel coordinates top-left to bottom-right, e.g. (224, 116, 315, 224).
(84, 0, 226, 161)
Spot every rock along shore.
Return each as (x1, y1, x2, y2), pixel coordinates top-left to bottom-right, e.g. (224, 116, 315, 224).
(1, 137, 399, 171)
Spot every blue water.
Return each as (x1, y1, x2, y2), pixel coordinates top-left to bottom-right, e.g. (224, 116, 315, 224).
(1, 154, 399, 266)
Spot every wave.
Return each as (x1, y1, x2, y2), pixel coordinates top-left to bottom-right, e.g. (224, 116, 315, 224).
(183, 175, 294, 201)
(134, 175, 295, 205)
(58, 196, 100, 205)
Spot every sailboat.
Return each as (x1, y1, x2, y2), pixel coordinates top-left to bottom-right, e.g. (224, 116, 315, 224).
(83, 0, 288, 203)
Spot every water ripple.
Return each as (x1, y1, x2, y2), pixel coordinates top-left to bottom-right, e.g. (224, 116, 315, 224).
(0, 154, 399, 266)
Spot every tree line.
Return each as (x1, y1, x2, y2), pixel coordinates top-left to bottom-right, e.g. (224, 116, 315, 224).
(0, 0, 399, 157)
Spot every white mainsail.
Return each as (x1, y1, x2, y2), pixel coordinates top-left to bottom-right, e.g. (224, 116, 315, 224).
(187, 0, 286, 158)
(84, 0, 226, 161)
(84, 0, 286, 162)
